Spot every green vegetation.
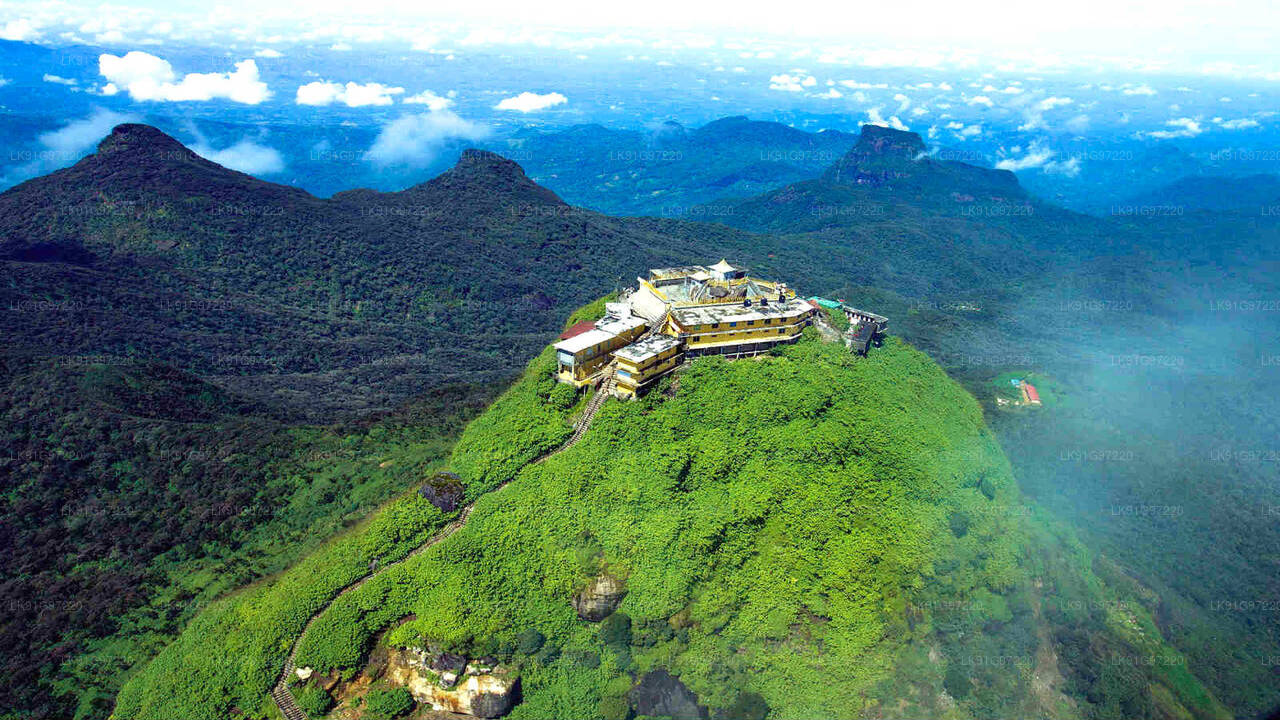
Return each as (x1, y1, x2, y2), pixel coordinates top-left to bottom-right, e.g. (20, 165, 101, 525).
(363, 687, 414, 719)
(274, 332, 1221, 719)
(821, 305, 851, 332)
(5, 121, 1277, 719)
(294, 684, 335, 716)
(0, 358, 493, 720)
(111, 346, 580, 720)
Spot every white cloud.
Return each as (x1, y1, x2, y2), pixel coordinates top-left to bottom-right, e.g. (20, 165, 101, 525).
(768, 73, 817, 92)
(995, 142, 1080, 176)
(967, 95, 993, 107)
(366, 111, 488, 169)
(255, 48, 283, 58)
(1, 18, 41, 42)
(1037, 96, 1073, 111)
(1016, 96, 1075, 131)
(1065, 114, 1091, 132)
(296, 80, 404, 107)
(191, 138, 285, 175)
(838, 79, 889, 90)
(1216, 117, 1259, 130)
(43, 74, 78, 86)
(1123, 84, 1157, 95)
(494, 91, 567, 112)
(1144, 117, 1202, 139)
(403, 90, 453, 110)
(864, 107, 909, 131)
(996, 146, 1054, 171)
(98, 52, 270, 104)
(3, 107, 138, 185)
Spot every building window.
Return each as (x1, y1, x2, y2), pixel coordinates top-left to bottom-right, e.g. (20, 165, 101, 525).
(730, 322, 737, 327)
(747, 320, 755, 326)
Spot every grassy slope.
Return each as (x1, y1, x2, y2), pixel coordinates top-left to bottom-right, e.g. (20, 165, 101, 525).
(283, 333, 1227, 720)
(111, 318, 1230, 720)
(110, 347, 578, 720)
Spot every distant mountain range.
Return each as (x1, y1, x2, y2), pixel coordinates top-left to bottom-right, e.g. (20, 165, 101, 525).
(1124, 172, 1280, 212)
(500, 115, 859, 216)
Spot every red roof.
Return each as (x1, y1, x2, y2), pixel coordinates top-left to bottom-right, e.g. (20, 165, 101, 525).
(1023, 383, 1041, 404)
(558, 320, 597, 340)
(806, 299, 822, 310)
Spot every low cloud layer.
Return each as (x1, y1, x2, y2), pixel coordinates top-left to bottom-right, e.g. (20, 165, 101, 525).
(494, 91, 567, 112)
(366, 111, 488, 169)
(995, 142, 1081, 176)
(2, 107, 139, 186)
(296, 80, 405, 107)
(191, 138, 286, 175)
(99, 51, 270, 104)
(404, 90, 453, 110)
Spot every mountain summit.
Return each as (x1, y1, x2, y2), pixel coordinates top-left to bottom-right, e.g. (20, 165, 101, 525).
(406, 148, 566, 207)
(822, 124, 1019, 195)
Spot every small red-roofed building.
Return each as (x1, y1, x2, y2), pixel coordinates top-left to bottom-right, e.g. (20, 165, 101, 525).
(1022, 383, 1042, 405)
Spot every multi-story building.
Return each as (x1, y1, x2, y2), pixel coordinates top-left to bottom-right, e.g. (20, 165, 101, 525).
(553, 310, 646, 386)
(666, 298, 815, 357)
(613, 335, 683, 398)
(554, 260, 847, 398)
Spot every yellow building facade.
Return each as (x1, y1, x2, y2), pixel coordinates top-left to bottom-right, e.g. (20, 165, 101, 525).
(668, 299, 814, 356)
(613, 335, 683, 398)
(554, 314, 646, 386)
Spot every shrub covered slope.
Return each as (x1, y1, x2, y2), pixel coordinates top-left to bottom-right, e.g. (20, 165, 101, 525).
(116, 328, 1225, 720)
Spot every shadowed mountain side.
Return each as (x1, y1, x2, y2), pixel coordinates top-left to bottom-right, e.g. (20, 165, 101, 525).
(0, 126, 747, 418)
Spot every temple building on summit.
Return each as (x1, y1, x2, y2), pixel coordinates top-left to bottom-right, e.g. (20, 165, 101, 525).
(554, 260, 886, 398)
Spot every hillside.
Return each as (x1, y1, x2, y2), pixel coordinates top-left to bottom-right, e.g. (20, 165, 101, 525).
(1124, 173, 1280, 212)
(0, 124, 745, 419)
(113, 328, 1227, 720)
(0, 124, 744, 720)
(700, 127, 1280, 717)
(5, 121, 1280, 720)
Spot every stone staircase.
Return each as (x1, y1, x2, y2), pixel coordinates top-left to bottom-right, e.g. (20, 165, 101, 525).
(272, 654, 307, 720)
(643, 308, 672, 340)
(562, 363, 615, 452)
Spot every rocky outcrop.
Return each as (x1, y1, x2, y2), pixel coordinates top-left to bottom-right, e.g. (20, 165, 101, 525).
(629, 669, 709, 720)
(385, 647, 518, 718)
(418, 472, 465, 512)
(572, 573, 626, 622)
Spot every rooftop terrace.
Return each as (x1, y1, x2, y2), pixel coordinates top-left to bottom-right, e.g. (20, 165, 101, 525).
(670, 297, 812, 327)
(615, 335, 681, 364)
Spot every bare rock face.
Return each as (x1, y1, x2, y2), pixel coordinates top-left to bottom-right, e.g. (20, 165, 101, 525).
(629, 669, 709, 720)
(573, 573, 627, 622)
(418, 472, 465, 512)
(385, 647, 518, 718)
